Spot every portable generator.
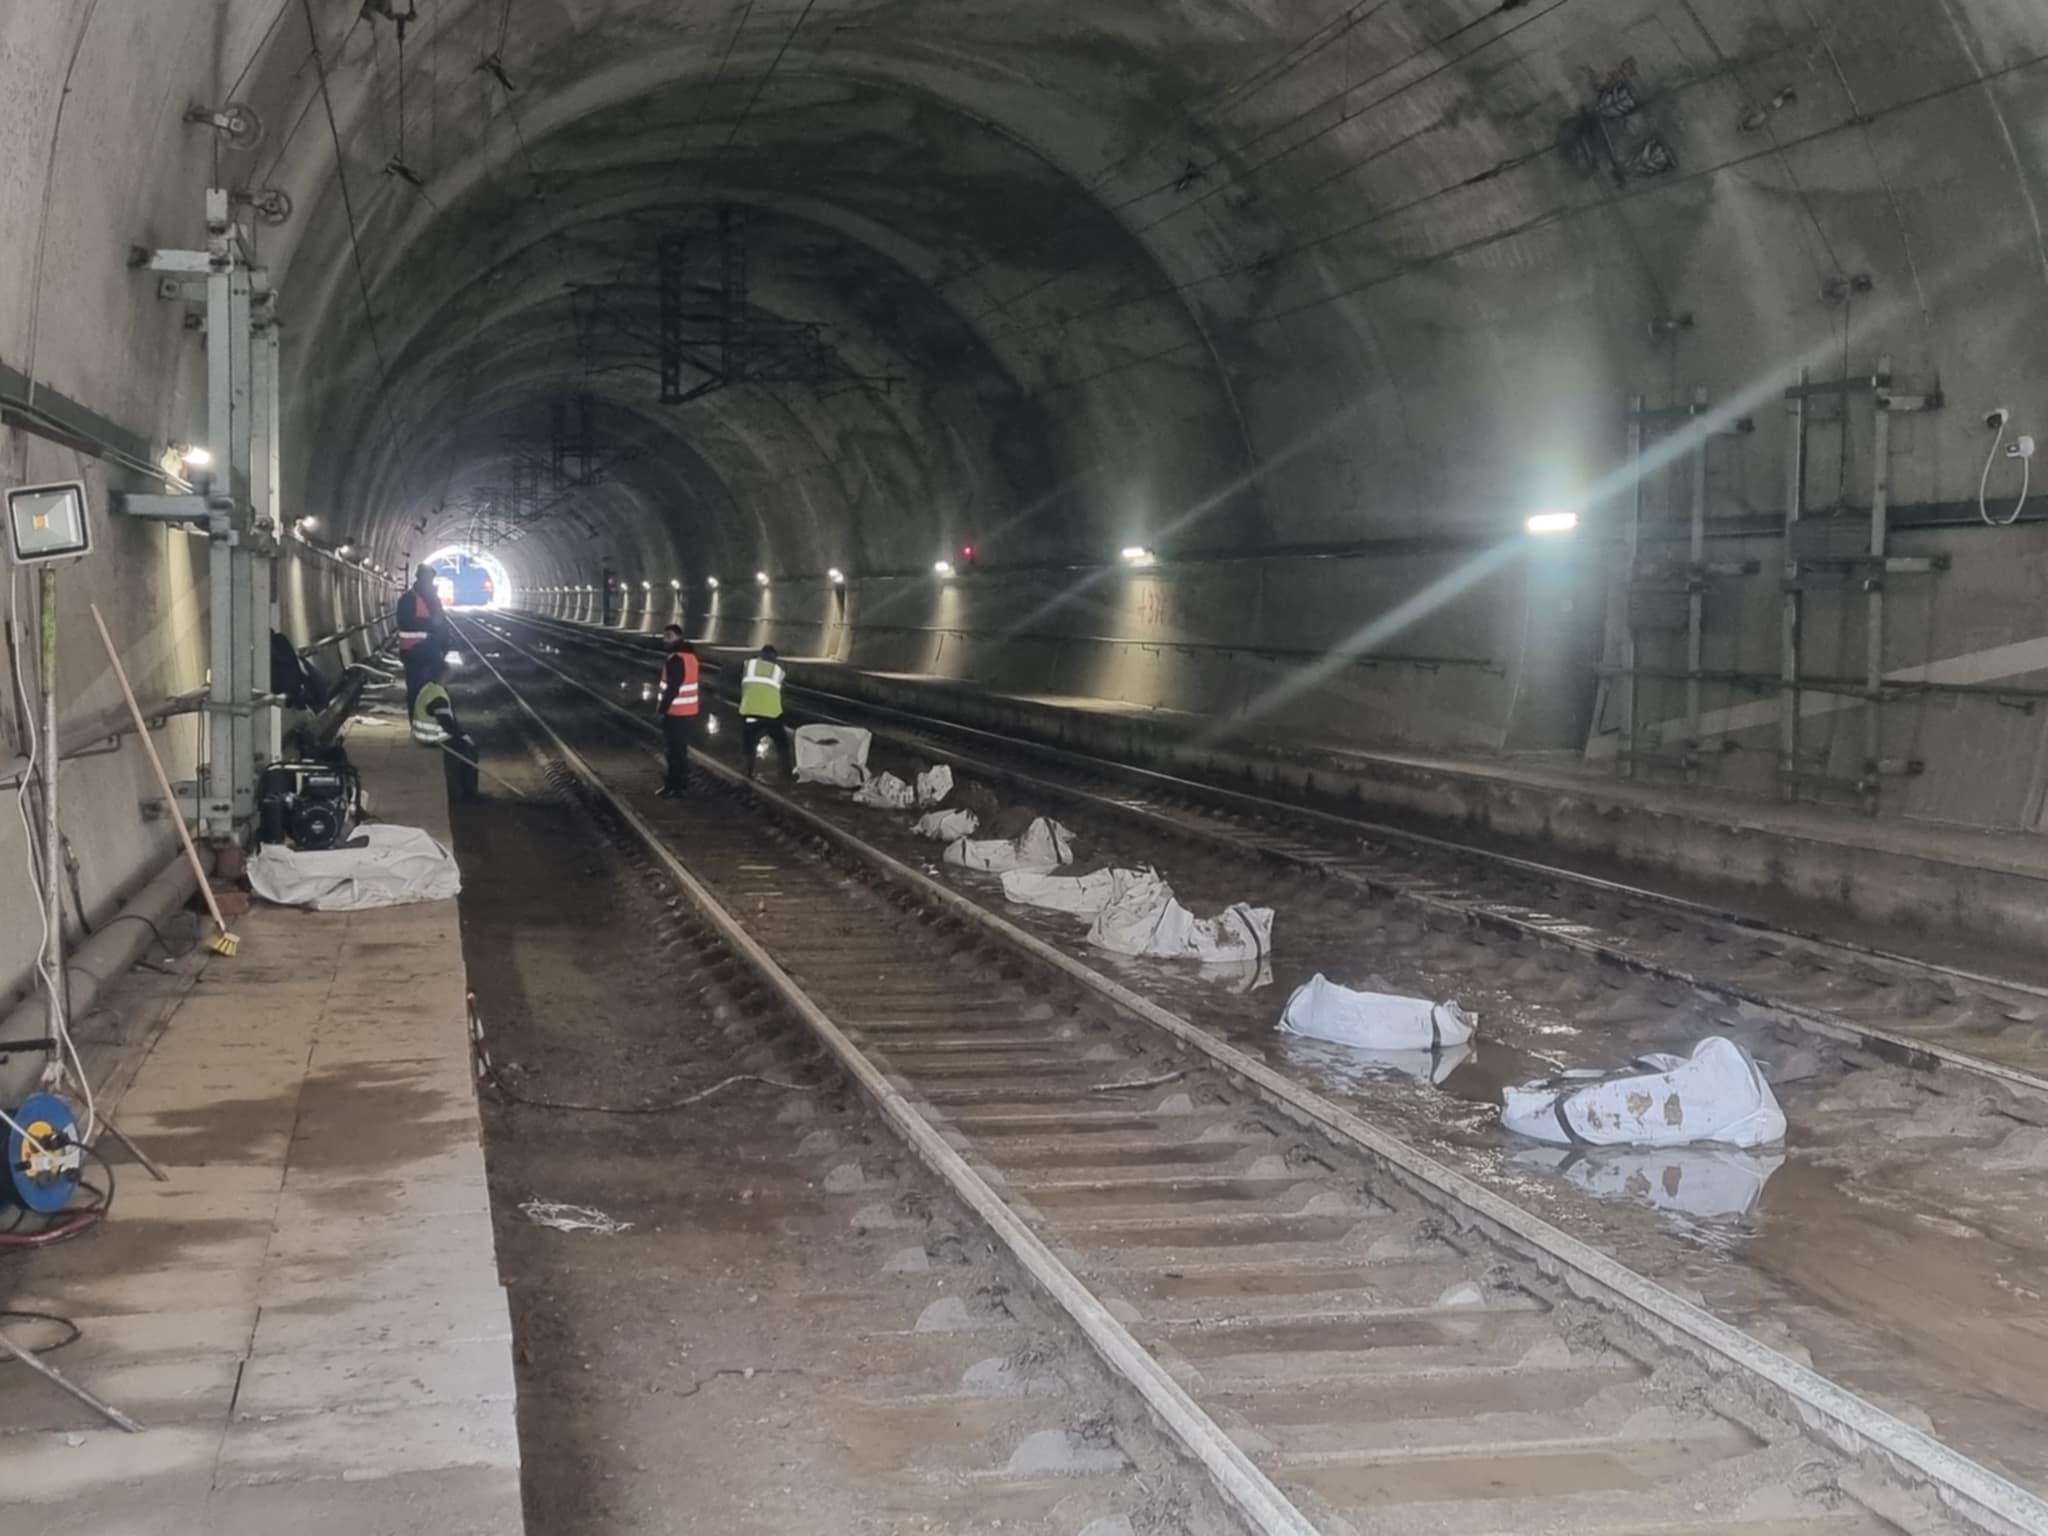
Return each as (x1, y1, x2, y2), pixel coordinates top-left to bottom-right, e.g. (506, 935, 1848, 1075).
(256, 760, 363, 849)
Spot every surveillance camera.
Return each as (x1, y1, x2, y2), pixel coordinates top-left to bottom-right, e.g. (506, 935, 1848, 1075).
(1987, 407, 2011, 430)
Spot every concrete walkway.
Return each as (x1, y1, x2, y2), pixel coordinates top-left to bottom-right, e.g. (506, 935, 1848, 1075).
(0, 724, 522, 1534)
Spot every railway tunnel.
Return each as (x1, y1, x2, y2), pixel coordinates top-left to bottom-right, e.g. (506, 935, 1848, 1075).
(6, 2, 2048, 1532)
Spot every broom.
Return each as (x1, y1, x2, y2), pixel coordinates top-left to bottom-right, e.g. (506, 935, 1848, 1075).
(89, 604, 240, 956)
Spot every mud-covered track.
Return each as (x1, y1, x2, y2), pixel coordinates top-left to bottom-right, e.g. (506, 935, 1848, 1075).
(455, 613, 2048, 1536)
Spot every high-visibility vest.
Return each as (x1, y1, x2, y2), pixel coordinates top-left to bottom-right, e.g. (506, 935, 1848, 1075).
(397, 590, 435, 650)
(739, 657, 785, 719)
(412, 681, 451, 744)
(662, 651, 700, 716)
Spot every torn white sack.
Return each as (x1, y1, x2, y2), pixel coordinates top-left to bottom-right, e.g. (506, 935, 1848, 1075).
(1000, 865, 1155, 916)
(914, 808, 979, 840)
(519, 1198, 632, 1235)
(791, 724, 872, 787)
(248, 824, 461, 912)
(944, 817, 1075, 873)
(916, 764, 954, 807)
(1085, 870, 1275, 964)
(853, 771, 916, 809)
(1500, 1037, 1786, 1149)
(1277, 974, 1474, 1051)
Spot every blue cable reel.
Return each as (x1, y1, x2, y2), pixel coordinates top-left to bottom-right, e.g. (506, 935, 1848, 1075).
(5, 1091, 84, 1215)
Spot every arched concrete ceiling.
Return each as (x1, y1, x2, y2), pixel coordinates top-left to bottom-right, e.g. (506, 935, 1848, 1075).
(219, 0, 2048, 590)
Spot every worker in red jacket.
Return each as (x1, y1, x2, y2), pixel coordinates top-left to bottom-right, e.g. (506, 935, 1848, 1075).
(654, 625, 700, 797)
(395, 564, 448, 709)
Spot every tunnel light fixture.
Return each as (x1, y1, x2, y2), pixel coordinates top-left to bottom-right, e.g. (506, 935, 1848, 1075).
(707, 575, 720, 590)
(178, 444, 213, 468)
(669, 578, 681, 590)
(827, 567, 845, 585)
(640, 580, 652, 591)
(1525, 509, 1580, 535)
(1120, 545, 1156, 566)
(295, 515, 318, 533)
(933, 560, 956, 578)
(337, 542, 355, 558)
(755, 570, 770, 587)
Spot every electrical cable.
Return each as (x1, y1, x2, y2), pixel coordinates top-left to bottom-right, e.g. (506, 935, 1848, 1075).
(0, 1311, 82, 1358)
(1978, 417, 2032, 526)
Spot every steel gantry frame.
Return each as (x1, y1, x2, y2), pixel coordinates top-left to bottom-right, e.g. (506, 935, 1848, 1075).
(119, 188, 287, 838)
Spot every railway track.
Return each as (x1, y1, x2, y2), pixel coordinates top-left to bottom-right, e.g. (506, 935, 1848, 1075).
(480, 609, 2048, 1107)
(454, 612, 2048, 1536)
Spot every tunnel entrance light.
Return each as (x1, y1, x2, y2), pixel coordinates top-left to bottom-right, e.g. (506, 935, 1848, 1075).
(1526, 510, 1580, 535)
(933, 560, 956, 578)
(755, 570, 770, 587)
(1120, 546, 1156, 566)
(827, 567, 845, 585)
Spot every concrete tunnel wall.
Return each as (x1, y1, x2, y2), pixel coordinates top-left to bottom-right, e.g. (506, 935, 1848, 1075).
(9, 0, 2048, 1020)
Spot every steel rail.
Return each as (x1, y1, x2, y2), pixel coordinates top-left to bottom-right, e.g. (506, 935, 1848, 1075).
(462, 612, 2048, 1536)
(487, 610, 2048, 1103)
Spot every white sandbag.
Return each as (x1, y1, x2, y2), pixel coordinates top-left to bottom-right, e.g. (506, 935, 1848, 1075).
(1086, 871, 1274, 964)
(944, 816, 1074, 873)
(1500, 1037, 1786, 1149)
(853, 770, 915, 809)
(1000, 865, 1154, 916)
(792, 724, 872, 787)
(1512, 1145, 1785, 1220)
(916, 764, 953, 807)
(1277, 974, 1474, 1051)
(248, 824, 461, 912)
(914, 808, 979, 841)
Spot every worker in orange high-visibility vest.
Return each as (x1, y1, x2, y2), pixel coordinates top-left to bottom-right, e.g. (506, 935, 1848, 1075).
(654, 625, 700, 797)
(395, 564, 448, 711)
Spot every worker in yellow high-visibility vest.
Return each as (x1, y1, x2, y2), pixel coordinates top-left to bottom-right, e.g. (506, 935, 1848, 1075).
(738, 644, 789, 782)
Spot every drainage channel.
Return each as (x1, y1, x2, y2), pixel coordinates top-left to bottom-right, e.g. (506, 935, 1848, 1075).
(458, 614, 2048, 1536)
(482, 611, 2048, 1106)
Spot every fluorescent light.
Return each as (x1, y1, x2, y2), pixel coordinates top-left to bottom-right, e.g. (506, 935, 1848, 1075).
(1120, 545, 1155, 566)
(827, 567, 845, 585)
(179, 444, 213, 468)
(932, 560, 955, 578)
(755, 570, 770, 586)
(1526, 509, 1579, 535)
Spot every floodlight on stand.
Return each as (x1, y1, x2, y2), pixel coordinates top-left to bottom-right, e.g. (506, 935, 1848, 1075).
(6, 481, 92, 564)
(1525, 509, 1580, 535)
(827, 567, 845, 585)
(707, 576, 720, 590)
(669, 578, 681, 589)
(1120, 545, 1156, 566)
(755, 570, 770, 587)
(640, 580, 651, 591)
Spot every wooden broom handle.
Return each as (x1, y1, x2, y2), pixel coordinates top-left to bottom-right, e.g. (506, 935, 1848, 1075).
(87, 604, 231, 934)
